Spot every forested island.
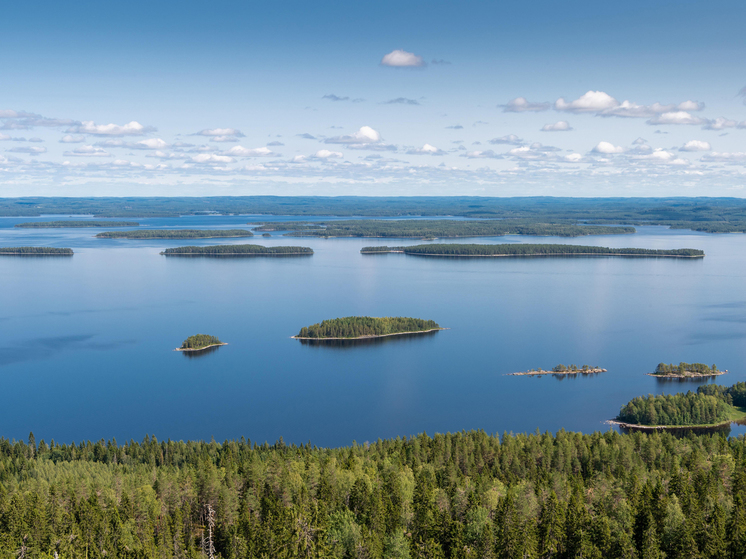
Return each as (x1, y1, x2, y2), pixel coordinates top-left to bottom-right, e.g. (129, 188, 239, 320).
(176, 334, 226, 352)
(649, 362, 726, 378)
(615, 382, 746, 428)
(15, 220, 139, 228)
(0, 247, 73, 255)
(255, 219, 635, 238)
(96, 229, 253, 239)
(509, 364, 607, 376)
(295, 316, 442, 339)
(161, 244, 313, 256)
(7, 429, 746, 559)
(362, 244, 705, 258)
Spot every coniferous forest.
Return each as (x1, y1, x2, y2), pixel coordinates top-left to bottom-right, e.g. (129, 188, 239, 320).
(162, 245, 313, 256)
(296, 317, 441, 339)
(0, 247, 73, 255)
(361, 245, 704, 258)
(179, 335, 223, 350)
(95, 230, 254, 240)
(14, 221, 140, 228)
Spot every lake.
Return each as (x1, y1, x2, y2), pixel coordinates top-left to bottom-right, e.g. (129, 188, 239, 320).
(2, 215, 746, 446)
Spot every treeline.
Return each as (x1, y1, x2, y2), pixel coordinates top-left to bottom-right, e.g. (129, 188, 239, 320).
(618, 392, 731, 427)
(0, 247, 73, 255)
(96, 230, 253, 239)
(180, 334, 222, 349)
(362, 244, 705, 257)
(15, 221, 139, 228)
(654, 362, 719, 375)
(162, 245, 313, 256)
(270, 220, 636, 238)
(7, 429, 746, 558)
(297, 316, 440, 338)
(552, 365, 594, 373)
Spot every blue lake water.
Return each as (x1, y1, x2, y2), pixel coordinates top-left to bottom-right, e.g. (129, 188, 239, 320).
(2, 215, 746, 446)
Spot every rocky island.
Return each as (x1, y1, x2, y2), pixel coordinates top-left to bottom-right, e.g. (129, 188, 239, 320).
(293, 316, 443, 340)
(176, 334, 227, 352)
(0, 247, 74, 256)
(509, 364, 607, 376)
(648, 362, 727, 378)
(361, 244, 705, 258)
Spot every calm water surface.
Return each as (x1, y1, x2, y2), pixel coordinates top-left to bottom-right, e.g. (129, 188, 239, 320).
(2, 215, 746, 446)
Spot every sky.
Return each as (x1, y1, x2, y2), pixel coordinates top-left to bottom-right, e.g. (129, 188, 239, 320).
(1, 0, 745, 197)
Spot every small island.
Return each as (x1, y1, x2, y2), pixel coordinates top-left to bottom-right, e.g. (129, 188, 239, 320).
(176, 334, 227, 352)
(648, 362, 727, 378)
(611, 382, 746, 430)
(293, 316, 443, 340)
(509, 364, 607, 376)
(0, 247, 74, 256)
(161, 244, 313, 256)
(15, 220, 139, 228)
(361, 244, 705, 258)
(96, 229, 254, 239)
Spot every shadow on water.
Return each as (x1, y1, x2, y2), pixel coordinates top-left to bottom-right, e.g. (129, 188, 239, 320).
(181, 345, 223, 358)
(652, 376, 720, 385)
(0, 335, 135, 366)
(297, 330, 440, 350)
(618, 424, 733, 437)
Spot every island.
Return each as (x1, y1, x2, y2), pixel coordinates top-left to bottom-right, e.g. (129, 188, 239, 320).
(0, 247, 74, 256)
(648, 362, 727, 378)
(611, 382, 746, 430)
(96, 229, 253, 239)
(161, 244, 313, 256)
(15, 220, 139, 228)
(176, 334, 227, 352)
(261, 233, 272, 237)
(293, 316, 443, 340)
(361, 244, 705, 258)
(252, 219, 635, 238)
(509, 364, 607, 376)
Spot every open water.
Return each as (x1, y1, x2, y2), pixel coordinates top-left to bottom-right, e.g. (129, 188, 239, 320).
(2, 215, 746, 446)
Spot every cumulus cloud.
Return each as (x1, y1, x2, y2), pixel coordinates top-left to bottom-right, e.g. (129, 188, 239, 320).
(647, 111, 706, 126)
(600, 100, 705, 118)
(297, 133, 317, 140)
(633, 137, 647, 145)
(0, 133, 10, 141)
(701, 152, 746, 163)
(314, 149, 343, 159)
(541, 121, 573, 132)
(592, 141, 625, 154)
(267, 141, 284, 146)
(630, 149, 686, 165)
(380, 49, 425, 67)
(680, 140, 712, 152)
(462, 150, 503, 159)
(702, 117, 739, 131)
(191, 153, 234, 164)
(6, 146, 47, 154)
(28, 137, 43, 143)
(446, 124, 463, 129)
(133, 138, 169, 150)
(68, 121, 153, 136)
(407, 144, 446, 155)
(325, 126, 381, 144)
(63, 145, 111, 157)
(555, 91, 619, 113)
(323, 94, 349, 102)
(489, 134, 523, 145)
(192, 128, 244, 138)
(501, 97, 550, 112)
(226, 146, 276, 157)
(382, 97, 420, 105)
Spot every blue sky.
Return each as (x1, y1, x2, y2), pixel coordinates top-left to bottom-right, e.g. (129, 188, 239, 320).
(1, 0, 745, 196)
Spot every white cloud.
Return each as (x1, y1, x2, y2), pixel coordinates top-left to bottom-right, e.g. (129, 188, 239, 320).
(325, 126, 381, 144)
(677, 100, 705, 111)
(680, 140, 711, 152)
(59, 135, 85, 143)
(631, 148, 685, 164)
(191, 153, 234, 164)
(502, 97, 550, 112)
(314, 149, 343, 159)
(63, 145, 111, 157)
(633, 137, 647, 145)
(407, 144, 446, 155)
(193, 128, 245, 137)
(462, 150, 503, 159)
(564, 153, 583, 162)
(7, 146, 47, 154)
(209, 135, 241, 143)
(380, 49, 425, 67)
(0, 133, 9, 141)
(489, 134, 523, 145)
(555, 91, 619, 113)
(701, 152, 746, 163)
(227, 146, 276, 157)
(68, 121, 151, 136)
(702, 117, 738, 131)
(647, 111, 706, 125)
(134, 138, 169, 150)
(541, 121, 573, 132)
(592, 141, 624, 154)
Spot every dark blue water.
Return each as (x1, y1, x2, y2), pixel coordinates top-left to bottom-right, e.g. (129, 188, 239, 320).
(2, 216, 746, 446)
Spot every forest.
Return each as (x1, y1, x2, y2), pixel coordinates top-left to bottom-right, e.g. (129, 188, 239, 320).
(653, 363, 720, 376)
(7, 429, 746, 558)
(14, 221, 140, 228)
(96, 230, 254, 239)
(264, 220, 635, 238)
(0, 247, 73, 255)
(296, 317, 441, 339)
(179, 335, 223, 350)
(361, 244, 705, 258)
(162, 245, 313, 256)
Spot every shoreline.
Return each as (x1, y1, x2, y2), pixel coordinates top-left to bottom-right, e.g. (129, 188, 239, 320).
(174, 343, 228, 352)
(508, 368, 607, 376)
(362, 251, 703, 258)
(98, 234, 254, 240)
(647, 370, 728, 379)
(161, 252, 311, 256)
(605, 418, 734, 431)
(292, 328, 446, 340)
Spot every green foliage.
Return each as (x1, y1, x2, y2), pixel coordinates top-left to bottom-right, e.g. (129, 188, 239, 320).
(618, 392, 730, 426)
(96, 229, 253, 239)
(297, 316, 440, 339)
(15, 221, 139, 228)
(0, 247, 73, 255)
(162, 244, 312, 255)
(362, 244, 704, 257)
(552, 364, 593, 372)
(653, 362, 719, 375)
(180, 334, 222, 349)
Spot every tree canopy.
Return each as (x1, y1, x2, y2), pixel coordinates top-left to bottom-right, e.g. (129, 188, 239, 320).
(0, 247, 73, 255)
(162, 245, 312, 256)
(96, 229, 253, 239)
(297, 316, 441, 338)
(362, 244, 705, 257)
(15, 221, 140, 228)
(179, 334, 223, 350)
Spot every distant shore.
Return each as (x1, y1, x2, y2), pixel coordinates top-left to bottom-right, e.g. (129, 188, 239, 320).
(508, 367, 607, 376)
(292, 328, 445, 340)
(362, 251, 704, 258)
(175, 343, 227, 352)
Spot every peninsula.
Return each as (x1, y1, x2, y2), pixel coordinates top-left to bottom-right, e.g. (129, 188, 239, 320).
(253, 219, 635, 238)
(648, 362, 726, 378)
(612, 382, 746, 430)
(161, 244, 313, 256)
(176, 334, 226, 352)
(361, 244, 705, 258)
(96, 229, 253, 239)
(509, 364, 606, 376)
(15, 220, 139, 228)
(294, 316, 443, 340)
(0, 247, 74, 256)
